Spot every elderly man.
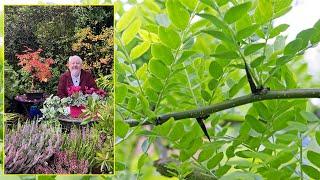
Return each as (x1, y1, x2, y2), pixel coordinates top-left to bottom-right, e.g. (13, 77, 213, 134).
(57, 55, 97, 98)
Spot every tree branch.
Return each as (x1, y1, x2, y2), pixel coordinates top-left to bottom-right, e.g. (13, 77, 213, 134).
(124, 88, 320, 127)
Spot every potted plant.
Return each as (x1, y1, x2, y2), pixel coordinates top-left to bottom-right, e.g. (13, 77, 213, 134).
(66, 86, 106, 118)
(67, 86, 86, 118)
(16, 47, 54, 100)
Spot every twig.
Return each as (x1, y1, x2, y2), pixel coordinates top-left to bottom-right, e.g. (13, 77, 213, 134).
(124, 88, 320, 127)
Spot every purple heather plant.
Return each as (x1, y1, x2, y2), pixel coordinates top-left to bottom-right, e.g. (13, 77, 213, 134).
(5, 121, 62, 174)
(62, 126, 106, 172)
(54, 151, 89, 174)
(31, 150, 89, 174)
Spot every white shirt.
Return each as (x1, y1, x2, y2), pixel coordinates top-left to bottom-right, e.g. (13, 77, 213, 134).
(71, 72, 81, 86)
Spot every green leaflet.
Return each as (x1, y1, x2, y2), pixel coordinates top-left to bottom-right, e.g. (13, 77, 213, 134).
(197, 13, 230, 33)
(168, 121, 185, 141)
(229, 75, 246, 98)
(151, 44, 174, 65)
(220, 171, 259, 180)
(201, 89, 211, 102)
(166, 0, 190, 29)
(202, 30, 236, 49)
(254, 102, 272, 120)
(148, 59, 169, 79)
(180, 138, 203, 161)
(273, 110, 292, 131)
(316, 131, 320, 146)
(226, 145, 235, 159)
(216, 0, 228, 6)
(269, 24, 289, 38)
(148, 76, 164, 92)
(236, 24, 259, 40)
(180, 0, 197, 10)
(283, 38, 303, 56)
(176, 131, 198, 149)
(144, 0, 161, 12)
(130, 42, 150, 60)
(208, 79, 219, 90)
(117, 6, 138, 32)
(312, 20, 320, 45)
(210, 51, 239, 59)
(270, 150, 294, 168)
(153, 118, 175, 137)
(121, 18, 141, 45)
(116, 84, 128, 103)
(276, 55, 293, 66)
(198, 147, 215, 162)
(216, 165, 231, 177)
(311, 28, 320, 45)
(159, 26, 181, 49)
(138, 153, 148, 169)
(136, 63, 148, 81)
(296, 28, 316, 49)
(250, 56, 265, 68)
(224, 2, 252, 24)
(274, 0, 293, 13)
(209, 61, 223, 79)
(200, 0, 219, 11)
(127, 96, 138, 110)
(307, 151, 320, 169)
(302, 165, 320, 179)
(246, 115, 266, 133)
(139, 29, 159, 42)
(286, 121, 307, 132)
(255, 0, 273, 24)
(244, 43, 265, 56)
(115, 120, 129, 138)
(236, 150, 272, 160)
(300, 111, 320, 122)
(177, 50, 197, 64)
(207, 152, 224, 169)
(145, 88, 158, 103)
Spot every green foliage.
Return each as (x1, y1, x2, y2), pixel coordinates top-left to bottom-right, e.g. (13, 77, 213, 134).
(116, 0, 320, 179)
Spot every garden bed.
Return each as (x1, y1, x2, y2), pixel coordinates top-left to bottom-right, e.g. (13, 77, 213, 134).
(5, 119, 114, 174)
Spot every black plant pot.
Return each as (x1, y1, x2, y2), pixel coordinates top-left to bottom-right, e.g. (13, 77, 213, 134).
(26, 92, 44, 100)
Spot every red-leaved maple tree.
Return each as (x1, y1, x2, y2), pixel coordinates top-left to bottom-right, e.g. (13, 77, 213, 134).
(16, 47, 54, 91)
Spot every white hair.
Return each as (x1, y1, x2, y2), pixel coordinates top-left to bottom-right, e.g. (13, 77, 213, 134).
(68, 55, 83, 64)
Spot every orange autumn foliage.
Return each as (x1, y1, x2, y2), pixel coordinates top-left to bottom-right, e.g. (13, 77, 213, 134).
(16, 47, 54, 83)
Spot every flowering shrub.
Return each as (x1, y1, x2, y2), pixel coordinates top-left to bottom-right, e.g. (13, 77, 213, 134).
(61, 126, 102, 169)
(16, 47, 54, 90)
(72, 27, 113, 75)
(5, 121, 62, 174)
(32, 151, 89, 174)
(54, 151, 89, 174)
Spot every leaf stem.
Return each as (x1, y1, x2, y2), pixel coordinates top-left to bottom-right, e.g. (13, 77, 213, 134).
(154, 1, 200, 112)
(299, 132, 304, 180)
(191, 156, 217, 178)
(117, 34, 145, 96)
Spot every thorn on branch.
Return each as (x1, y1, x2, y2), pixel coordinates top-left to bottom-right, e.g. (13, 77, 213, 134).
(196, 115, 211, 141)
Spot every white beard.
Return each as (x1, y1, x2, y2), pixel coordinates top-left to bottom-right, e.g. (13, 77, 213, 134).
(71, 69, 81, 77)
